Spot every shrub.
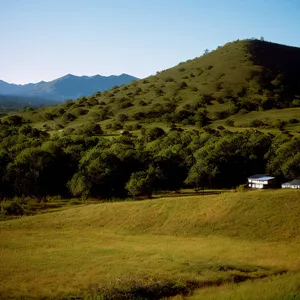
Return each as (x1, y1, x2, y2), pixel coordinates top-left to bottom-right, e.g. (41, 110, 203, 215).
(144, 127, 165, 142)
(111, 122, 123, 130)
(119, 101, 133, 109)
(116, 114, 128, 123)
(75, 122, 103, 136)
(138, 100, 147, 106)
(289, 118, 299, 124)
(132, 123, 142, 130)
(292, 99, 300, 107)
(164, 77, 174, 82)
(123, 124, 133, 131)
(1, 201, 24, 216)
(62, 113, 76, 123)
(133, 112, 146, 120)
(225, 119, 235, 126)
(89, 111, 101, 122)
(249, 119, 265, 127)
(273, 119, 287, 129)
(64, 127, 75, 135)
(87, 98, 99, 106)
(179, 81, 188, 89)
(42, 112, 54, 121)
(6, 115, 24, 126)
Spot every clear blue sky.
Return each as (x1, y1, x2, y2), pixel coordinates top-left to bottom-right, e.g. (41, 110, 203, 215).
(1, 0, 300, 84)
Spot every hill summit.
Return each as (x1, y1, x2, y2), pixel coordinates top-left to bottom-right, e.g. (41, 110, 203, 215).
(25, 39, 300, 132)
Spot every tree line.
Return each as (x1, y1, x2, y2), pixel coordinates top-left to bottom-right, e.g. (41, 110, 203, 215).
(0, 118, 299, 202)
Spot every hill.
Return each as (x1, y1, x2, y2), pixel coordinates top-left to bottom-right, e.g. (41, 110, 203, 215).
(0, 39, 299, 202)
(0, 73, 138, 101)
(18, 39, 300, 135)
(1, 189, 300, 299)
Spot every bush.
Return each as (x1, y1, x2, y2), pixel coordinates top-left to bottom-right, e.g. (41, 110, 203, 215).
(64, 127, 75, 135)
(164, 77, 174, 82)
(179, 81, 188, 89)
(123, 124, 133, 131)
(1, 201, 24, 216)
(132, 123, 142, 130)
(119, 101, 133, 109)
(116, 114, 128, 123)
(292, 99, 300, 107)
(236, 184, 248, 192)
(144, 127, 165, 142)
(225, 119, 235, 126)
(249, 119, 265, 127)
(42, 112, 54, 121)
(62, 113, 76, 123)
(273, 119, 287, 129)
(89, 111, 101, 122)
(289, 118, 299, 124)
(138, 100, 147, 106)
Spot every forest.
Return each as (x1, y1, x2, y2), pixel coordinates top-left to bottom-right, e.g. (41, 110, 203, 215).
(0, 114, 299, 210)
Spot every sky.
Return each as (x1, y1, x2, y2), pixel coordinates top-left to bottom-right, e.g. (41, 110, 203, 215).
(1, 0, 300, 84)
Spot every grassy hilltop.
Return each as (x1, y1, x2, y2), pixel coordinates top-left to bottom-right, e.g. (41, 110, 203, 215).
(1, 189, 300, 299)
(13, 39, 300, 135)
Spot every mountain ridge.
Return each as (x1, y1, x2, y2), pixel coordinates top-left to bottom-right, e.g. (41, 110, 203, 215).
(0, 73, 139, 101)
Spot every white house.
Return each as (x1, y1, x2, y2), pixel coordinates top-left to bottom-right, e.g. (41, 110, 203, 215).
(281, 180, 300, 189)
(248, 174, 275, 189)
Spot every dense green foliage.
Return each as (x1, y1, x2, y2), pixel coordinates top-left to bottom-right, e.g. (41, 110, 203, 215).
(0, 116, 299, 209)
(1, 39, 300, 210)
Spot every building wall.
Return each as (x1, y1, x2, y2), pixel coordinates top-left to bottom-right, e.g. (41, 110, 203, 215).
(249, 183, 264, 189)
(281, 184, 300, 189)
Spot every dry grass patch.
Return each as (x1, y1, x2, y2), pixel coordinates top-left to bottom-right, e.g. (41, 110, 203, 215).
(1, 189, 300, 298)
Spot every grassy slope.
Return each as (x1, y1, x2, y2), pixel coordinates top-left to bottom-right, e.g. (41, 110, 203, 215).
(14, 39, 300, 135)
(1, 189, 300, 299)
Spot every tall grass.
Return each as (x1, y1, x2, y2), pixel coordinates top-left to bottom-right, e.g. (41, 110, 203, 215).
(1, 189, 300, 299)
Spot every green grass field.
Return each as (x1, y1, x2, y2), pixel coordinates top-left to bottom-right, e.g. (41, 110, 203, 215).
(1, 189, 300, 299)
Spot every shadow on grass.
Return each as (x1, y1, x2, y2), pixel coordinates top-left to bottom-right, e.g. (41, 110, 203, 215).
(61, 267, 287, 300)
(152, 190, 223, 199)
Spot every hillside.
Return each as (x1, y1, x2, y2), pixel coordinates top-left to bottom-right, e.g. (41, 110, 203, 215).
(0, 39, 299, 202)
(17, 39, 300, 135)
(1, 190, 300, 299)
(0, 73, 138, 101)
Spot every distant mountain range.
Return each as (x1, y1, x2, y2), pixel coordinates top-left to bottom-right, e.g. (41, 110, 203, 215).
(0, 73, 138, 101)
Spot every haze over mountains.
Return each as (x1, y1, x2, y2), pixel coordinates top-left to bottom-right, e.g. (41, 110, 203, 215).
(0, 73, 138, 102)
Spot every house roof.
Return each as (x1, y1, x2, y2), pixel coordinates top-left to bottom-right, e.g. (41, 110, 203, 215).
(248, 174, 275, 180)
(282, 180, 300, 186)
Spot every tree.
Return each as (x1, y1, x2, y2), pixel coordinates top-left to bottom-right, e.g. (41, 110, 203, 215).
(6, 148, 55, 201)
(125, 171, 151, 198)
(144, 127, 165, 142)
(126, 165, 162, 198)
(68, 172, 91, 200)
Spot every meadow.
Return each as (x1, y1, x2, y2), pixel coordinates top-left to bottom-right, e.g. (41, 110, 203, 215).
(1, 189, 300, 299)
